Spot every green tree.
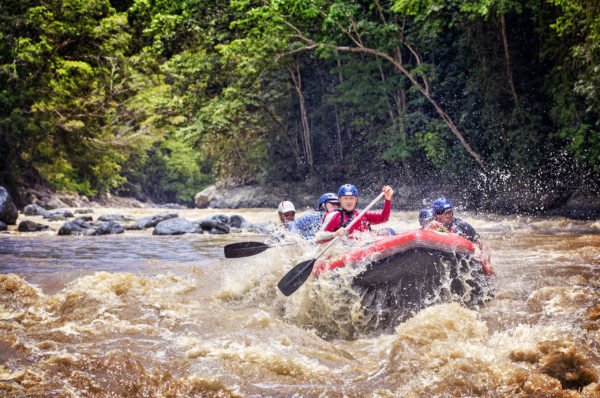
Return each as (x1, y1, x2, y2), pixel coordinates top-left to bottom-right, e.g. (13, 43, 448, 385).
(126, 0, 269, 184)
(545, 0, 600, 173)
(0, 0, 153, 195)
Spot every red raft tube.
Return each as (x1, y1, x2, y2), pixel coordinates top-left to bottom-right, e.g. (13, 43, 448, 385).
(313, 229, 493, 279)
(311, 229, 494, 320)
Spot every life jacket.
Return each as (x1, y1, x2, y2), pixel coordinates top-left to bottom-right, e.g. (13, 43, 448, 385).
(337, 209, 355, 229)
(450, 218, 479, 242)
(336, 209, 371, 231)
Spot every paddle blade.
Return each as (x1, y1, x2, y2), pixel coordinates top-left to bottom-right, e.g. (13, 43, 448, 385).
(277, 258, 317, 296)
(224, 242, 270, 258)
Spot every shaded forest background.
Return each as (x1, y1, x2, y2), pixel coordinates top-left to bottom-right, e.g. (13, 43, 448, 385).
(1, 0, 598, 212)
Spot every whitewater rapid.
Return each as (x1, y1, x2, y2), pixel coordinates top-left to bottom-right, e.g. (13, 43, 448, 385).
(1, 207, 598, 397)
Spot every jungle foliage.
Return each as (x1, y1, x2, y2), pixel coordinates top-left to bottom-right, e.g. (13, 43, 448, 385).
(0, 0, 598, 204)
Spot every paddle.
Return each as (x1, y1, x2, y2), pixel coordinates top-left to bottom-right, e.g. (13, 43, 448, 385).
(277, 191, 386, 296)
(224, 241, 271, 258)
(224, 241, 296, 258)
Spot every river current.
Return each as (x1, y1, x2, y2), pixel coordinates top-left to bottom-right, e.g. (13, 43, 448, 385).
(1, 207, 599, 397)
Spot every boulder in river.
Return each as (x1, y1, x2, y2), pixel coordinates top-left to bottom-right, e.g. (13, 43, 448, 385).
(130, 211, 179, 230)
(18, 220, 50, 232)
(58, 218, 94, 236)
(0, 186, 18, 225)
(23, 204, 50, 217)
(90, 221, 124, 235)
(198, 214, 253, 233)
(153, 217, 200, 235)
(44, 209, 75, 221)
(98, 214, 135, 222)
(228, 214, 250, 228)
(197, 219, 230, 234)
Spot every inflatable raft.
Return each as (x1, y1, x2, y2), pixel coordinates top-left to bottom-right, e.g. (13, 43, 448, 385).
(311, 229, 494, 329)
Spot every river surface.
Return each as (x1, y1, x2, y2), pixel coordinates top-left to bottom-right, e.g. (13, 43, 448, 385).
(1, 207, 599, 397)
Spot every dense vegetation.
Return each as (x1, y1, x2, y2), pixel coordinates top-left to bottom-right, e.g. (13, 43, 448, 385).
(1, 0, 598, 206)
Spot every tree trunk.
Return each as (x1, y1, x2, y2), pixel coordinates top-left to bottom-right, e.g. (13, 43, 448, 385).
(281, 17, 486, 170)
(500, 14, 519, 107)
(288, 61, 313, 168)
(313, 56, 343, 163)
(335, 50, 352, 142)
(337, 45, 487, 170)
(259, 101, 302, 164)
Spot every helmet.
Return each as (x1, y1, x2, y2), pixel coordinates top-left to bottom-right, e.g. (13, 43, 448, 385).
(377, 227, 396, 237)
(337, 184, 358, 197)
(277, 200, 295, 213)
(432, 197, 453, 215)
(317, 192, 338, 210)
(419, 208, 434, 227)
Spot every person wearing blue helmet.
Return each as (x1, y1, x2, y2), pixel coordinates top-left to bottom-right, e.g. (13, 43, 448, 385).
(431, 197, 480, 243)
(317, 192, 340, 211)
(429, 197, 493, 273)
(418, 208, 435, 229)
(287, 192, 340, 239)
(376, 227, 397, 237)
(315, 183, 394, 242)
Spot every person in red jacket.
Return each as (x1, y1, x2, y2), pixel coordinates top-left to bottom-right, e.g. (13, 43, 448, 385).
(315, 183, 394, 242)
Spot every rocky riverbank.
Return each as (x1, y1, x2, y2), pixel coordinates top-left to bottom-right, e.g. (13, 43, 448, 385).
(0, 185, 268, 236)
(2, 175, 600, 235)
(193, 180, 600, 220)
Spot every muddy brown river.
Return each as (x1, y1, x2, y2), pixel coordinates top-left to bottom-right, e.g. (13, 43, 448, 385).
(1, 207, 599, 397)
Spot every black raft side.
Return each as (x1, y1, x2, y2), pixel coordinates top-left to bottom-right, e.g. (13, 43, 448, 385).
(351, 239, 477, 289)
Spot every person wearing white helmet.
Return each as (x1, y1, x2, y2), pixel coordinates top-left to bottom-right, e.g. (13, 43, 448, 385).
(277, 200, 296, 225)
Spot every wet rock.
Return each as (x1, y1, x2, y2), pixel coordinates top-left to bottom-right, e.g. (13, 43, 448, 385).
(153, 217, 200, 235)
(130, 211, 179, 230)
(210, 214, 230, 224)
(0, 220, 7, 231)
(18, 220, 50, 232)
(98, 214, 134, 222)
(0, 186, 18, 225)
(193, 214, 252, 234)
(228, 214, 250, 228)
(90, 221, 124, 235)
(58, 218, 93, 235)
(23, 204, 50, 217)
(44, 209, 75, 221)
(197, 219, 230, 234)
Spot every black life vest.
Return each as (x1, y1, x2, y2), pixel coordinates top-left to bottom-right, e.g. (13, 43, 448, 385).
(337, 209, 355, 229)
(336, 209, 371, 231)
